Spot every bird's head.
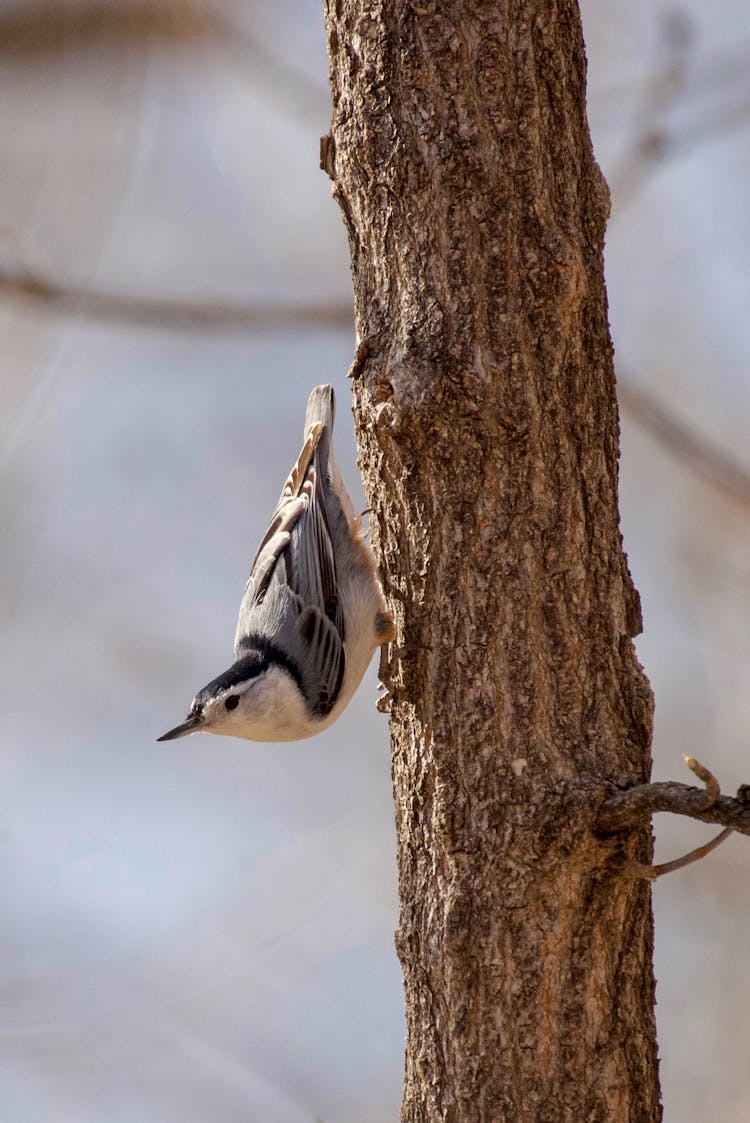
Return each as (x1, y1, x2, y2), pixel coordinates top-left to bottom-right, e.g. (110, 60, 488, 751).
(157, 647, 310, 743)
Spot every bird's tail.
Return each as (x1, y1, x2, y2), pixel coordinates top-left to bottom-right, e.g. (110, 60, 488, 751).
(306, 382, 372, 571)
(305, 386, 334, 473)
(304, 384, 335, 466)
(271, 385, 336, 512)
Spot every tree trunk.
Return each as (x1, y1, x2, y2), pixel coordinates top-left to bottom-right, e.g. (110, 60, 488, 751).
(323, 3, 660, 1120)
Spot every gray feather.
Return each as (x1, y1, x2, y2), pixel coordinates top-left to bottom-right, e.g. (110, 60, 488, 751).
(233, 385, 346, 718)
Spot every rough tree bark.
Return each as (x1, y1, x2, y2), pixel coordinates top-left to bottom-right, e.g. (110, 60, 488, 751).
(323, 3, 660, 1120)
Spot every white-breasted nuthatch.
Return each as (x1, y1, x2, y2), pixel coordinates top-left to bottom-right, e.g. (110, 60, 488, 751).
(158, 385, 395, 743)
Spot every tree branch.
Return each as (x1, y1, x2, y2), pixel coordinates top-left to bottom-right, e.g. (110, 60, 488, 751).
(8, 258, 750, 522)
(617, 378, 750, 511)
(0, 265, 353, 332)
(7, 260, 750, 523)
(590, 36, 750, 113)
(596, 755, 750, 836)
(0, 0, 207, 54)
(608, 13, 750, 210)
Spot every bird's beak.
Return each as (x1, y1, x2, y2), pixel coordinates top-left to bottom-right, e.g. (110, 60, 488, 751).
(157, 713, 204, 742)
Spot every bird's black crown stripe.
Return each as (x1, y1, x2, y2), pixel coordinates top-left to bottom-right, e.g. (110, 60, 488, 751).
(236, 634, 305, 695)
(196, 634, 305, 705)
(194, 634, 342, 721)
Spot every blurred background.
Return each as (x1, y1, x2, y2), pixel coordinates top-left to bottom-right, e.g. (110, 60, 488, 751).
(0, 1, 748, 1120)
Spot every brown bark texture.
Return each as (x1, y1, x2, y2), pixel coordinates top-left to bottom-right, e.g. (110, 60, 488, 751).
(323, 2, 661, 1120)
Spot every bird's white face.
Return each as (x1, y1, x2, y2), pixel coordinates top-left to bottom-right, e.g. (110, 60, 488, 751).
(158, 665, 315, 743)
(196, 675, 267, 738)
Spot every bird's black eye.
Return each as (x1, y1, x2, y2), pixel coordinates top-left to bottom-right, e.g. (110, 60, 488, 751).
(224, 695, 240, 711)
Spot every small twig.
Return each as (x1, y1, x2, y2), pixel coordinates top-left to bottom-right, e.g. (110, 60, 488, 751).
(626, 827, 734, 881)
(596, 756, 750, 837)
(681, 755, 720, 805)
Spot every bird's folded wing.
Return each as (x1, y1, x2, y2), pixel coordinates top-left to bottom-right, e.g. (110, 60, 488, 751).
(233, 421, 346, 716)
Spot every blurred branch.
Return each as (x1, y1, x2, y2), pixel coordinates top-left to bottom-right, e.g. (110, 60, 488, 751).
(597, 755, 750, 836)
(610, 11, 694, 207)
(204, 1, 329, 121)
(4, 260, 748, 515)
(617, 378, 750, 512)
(668, 95, 750, 155)
(0, 0, 329, 123)
(591, 35, 750, 113)
(0, 0, 208, 54)
(0, 265, 352, 332)
(609, 14, 750, 208)
(614, 97, 750, 205)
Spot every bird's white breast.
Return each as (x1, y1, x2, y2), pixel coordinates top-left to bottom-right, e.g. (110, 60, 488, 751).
(230, 665, 321, 742)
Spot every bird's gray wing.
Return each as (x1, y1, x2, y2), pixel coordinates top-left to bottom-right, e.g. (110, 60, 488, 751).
(233, 420, 345, 717)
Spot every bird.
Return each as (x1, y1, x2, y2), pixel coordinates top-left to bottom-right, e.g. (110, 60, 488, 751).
(158, 384, 395, 743)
